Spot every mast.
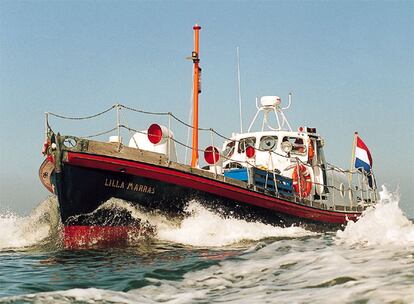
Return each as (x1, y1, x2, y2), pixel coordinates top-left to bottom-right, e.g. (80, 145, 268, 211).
(191, 24, 201, 167)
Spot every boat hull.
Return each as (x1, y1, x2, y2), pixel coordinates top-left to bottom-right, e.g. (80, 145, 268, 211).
(51, 151, 362, 247)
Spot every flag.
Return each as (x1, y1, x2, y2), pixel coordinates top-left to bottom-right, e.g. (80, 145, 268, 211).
(354, 135, 373, 172)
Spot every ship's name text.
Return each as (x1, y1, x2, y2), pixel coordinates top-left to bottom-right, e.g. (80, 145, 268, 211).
(104, 178, 155, 194)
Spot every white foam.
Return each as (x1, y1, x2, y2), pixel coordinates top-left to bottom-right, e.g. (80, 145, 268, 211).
(0, 196, 315, 250)
(336, 186, 414, 247)
(68, 198, 315, 247)
(2, 288, 147, 304)
(156, 201, 315, 247)
(0, 197, 60, 250)
(66, 198, 314, 247)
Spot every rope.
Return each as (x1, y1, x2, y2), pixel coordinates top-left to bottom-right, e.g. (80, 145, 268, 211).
(118, 104, 170, 116)
(83, 127, 119, 139)
(47, 105, 116, 120)
(46, 103, 376, 196)
(44, 104, 366, 173)
(119, 104, 217, 131)
(118, 124, 369, 181)
(169, 113, 211, 131)
(117, 124, 375, 193)
(120, 125, 199, 151)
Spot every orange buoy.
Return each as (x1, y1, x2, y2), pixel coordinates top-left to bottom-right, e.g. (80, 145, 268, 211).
(292, 164, 312, 198)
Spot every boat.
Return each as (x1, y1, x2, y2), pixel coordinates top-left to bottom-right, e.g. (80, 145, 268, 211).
(39, 25, 378, 247)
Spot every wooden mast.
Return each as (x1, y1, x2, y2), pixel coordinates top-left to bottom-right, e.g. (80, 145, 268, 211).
(191, 24, 201, 167)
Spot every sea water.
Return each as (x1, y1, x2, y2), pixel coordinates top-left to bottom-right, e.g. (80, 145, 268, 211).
(0, 187, 413, 303)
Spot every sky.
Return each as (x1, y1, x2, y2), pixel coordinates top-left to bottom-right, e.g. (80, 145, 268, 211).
(0, 0, 413, 217)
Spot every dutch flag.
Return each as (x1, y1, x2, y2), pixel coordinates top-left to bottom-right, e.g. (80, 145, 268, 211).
(354, 134, 373, 173)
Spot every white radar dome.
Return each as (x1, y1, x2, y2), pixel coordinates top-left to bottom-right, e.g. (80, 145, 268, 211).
(260, 96, 281, 108)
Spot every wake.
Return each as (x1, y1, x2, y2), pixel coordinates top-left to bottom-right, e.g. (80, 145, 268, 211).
(336, 186, 414, 246)
(0, 197, 314, 250)
(0, 197, 61, 251)
(3, 185, 411, 250)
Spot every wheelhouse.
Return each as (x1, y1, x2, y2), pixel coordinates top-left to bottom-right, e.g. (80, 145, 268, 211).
(222, 130, 319, 172)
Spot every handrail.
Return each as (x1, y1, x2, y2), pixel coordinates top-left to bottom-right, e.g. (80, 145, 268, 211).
(44, 103, 373, 175)
(46, 105, 117, 120)
(116, 126, 377, 197)
(45, 103, 378, 206)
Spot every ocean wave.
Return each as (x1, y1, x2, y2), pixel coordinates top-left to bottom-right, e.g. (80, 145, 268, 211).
(5, 185, 411, 250)
(0, 197, 315, 250)
(156, 201, 315, 247)
(93, 199, 315, 247)
(0, 288, 142, 304)
(0, 197, 61, 251)
(335, 186, 414, 247)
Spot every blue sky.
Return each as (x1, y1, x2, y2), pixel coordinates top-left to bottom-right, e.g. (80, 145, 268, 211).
(1, 0, 413, 217)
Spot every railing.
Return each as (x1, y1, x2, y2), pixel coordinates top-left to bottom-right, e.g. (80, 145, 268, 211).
(45, 104, 378, 210)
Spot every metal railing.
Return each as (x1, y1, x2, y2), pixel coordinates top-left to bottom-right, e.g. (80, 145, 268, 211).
(45, 104, 378, 210)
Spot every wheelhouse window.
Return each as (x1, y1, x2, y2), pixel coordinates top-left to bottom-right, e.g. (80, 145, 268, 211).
(223, 141, 235, 158)
(224, 162, 243, 169)
(259, 136, 278, 151)
(282, 136, 307, 155)
(237, 137, 256, 153)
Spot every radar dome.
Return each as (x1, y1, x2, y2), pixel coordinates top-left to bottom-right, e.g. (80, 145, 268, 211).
(260, 96, 281, 108)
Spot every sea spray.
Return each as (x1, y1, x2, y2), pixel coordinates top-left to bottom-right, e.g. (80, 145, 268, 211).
(81, 199, 316, 247)
(5, 186, 412, 251)
(4, 185, 412, 250)
(1, 188, 414, 303)
(336, 186, 414, 246)
(156, 201, 315, 247)
(0, 196, 61, 250)
(1, 197, 315, 250)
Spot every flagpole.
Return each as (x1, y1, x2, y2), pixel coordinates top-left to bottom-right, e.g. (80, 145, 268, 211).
(348, 132, 358, 206)
(372, 172, 378, 203)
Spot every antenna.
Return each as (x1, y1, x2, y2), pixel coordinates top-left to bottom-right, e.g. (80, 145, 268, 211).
(236, 47, 243, 133)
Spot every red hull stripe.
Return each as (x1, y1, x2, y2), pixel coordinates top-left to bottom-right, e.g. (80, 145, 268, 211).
(64, 225, 132, 248)
(66, 152, 359, 223)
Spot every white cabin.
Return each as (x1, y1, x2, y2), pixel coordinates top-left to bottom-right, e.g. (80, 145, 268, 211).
(212, 95, 376, 207)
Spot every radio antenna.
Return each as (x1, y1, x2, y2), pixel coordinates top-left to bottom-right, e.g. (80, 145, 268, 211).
(236, 47, 243, 133)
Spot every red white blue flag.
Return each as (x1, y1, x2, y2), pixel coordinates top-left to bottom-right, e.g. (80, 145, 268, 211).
(354, 135, 373, 172)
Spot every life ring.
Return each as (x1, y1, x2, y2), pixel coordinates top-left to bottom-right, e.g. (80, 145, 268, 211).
(292, 164, 312, 198)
